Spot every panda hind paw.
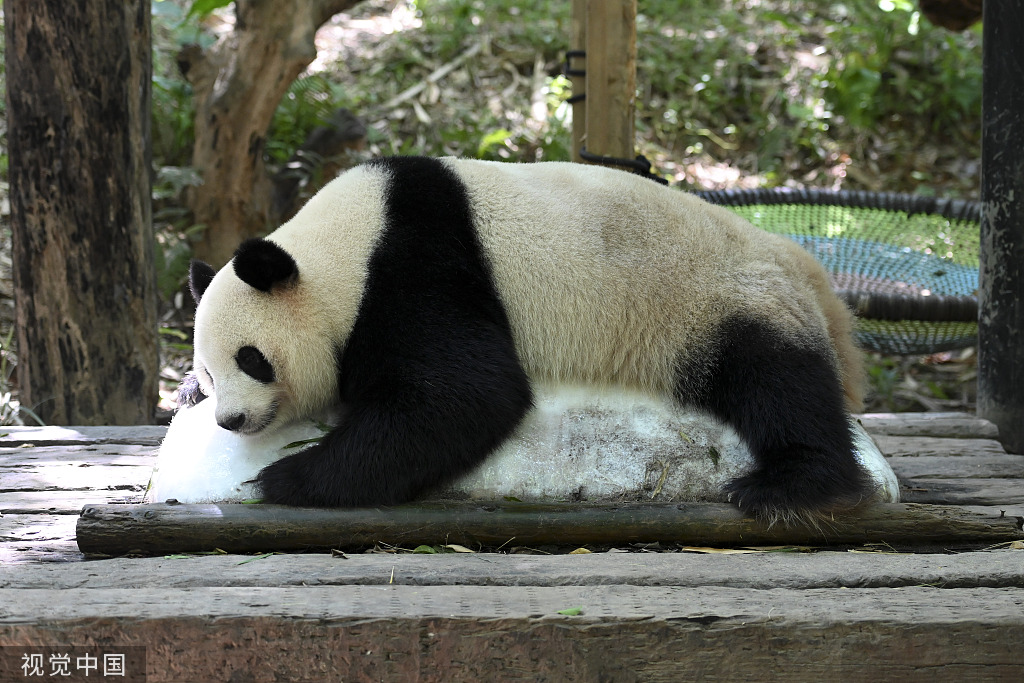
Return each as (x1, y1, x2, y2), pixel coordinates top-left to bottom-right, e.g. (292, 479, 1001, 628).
(724, 459, 872, 528)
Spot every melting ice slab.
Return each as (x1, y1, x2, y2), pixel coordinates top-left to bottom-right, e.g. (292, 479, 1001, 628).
(150, 386, 899, 505)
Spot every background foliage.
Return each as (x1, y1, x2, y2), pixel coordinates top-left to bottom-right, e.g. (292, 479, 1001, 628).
(0, 0, 985, 418)
(148, 0, 983, 194)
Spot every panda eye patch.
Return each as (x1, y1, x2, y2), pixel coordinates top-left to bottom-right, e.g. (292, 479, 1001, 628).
(235, 346, 275, 383)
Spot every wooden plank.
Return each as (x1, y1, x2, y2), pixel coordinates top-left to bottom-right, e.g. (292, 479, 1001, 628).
(1, 490, 144, 515)
(872, 435, 1007, 458)
(0, 462, 153, 493)
(858, 413, 1000, 439)
(0, 415, 997, 446)
(0, 425, 166, 447)
(888, 454, 1024, 480)
(900, 478, 1024, 506)
(74, 502, 1024, 557)
(1, 586, 1021, 682)
(6, 549, 1024, 591)
(583, 0, 636, 160)
(0, 444, 157, 464)
(0, 514, 82, 564)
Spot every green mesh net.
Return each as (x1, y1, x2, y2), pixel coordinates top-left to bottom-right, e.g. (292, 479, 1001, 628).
(697, 188, 980, 355)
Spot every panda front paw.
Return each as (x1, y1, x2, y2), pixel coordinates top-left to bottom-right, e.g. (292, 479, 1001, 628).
(255, 445, 398, 508)
(254, 451, 322, 506)
(176, 373, 207, 409)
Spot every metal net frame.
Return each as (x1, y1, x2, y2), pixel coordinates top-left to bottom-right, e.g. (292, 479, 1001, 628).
(698, 188, 980, 354)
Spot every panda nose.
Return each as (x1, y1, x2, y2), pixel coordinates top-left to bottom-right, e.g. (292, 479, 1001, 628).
(218, 413, 247, 432)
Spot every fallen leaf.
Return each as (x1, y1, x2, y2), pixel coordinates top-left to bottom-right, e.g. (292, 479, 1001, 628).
(443, 544, 475, 553)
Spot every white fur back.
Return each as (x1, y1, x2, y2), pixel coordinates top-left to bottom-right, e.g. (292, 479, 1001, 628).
(442, 159, 834, 394)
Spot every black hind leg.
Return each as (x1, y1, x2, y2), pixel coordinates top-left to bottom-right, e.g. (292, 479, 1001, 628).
(677, 316, 871, 525)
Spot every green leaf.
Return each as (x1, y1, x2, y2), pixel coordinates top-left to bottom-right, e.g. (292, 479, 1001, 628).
(187, 0, 233, 20)
(237, 553, 279, 564)
(477, 128, 513, 159)
(159, 327, 189, 340)
(557, 606, 583, 616)
(282, 437, 322, 449)
(412, 545, 439, 554)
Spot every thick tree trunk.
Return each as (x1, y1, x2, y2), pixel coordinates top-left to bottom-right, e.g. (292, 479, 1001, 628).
(182, 0, 362, 267)
(5, 0, 158, 425)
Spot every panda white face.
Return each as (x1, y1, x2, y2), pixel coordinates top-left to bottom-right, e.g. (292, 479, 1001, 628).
(192, 343, 280, 434)
(189, 239, 342, 436)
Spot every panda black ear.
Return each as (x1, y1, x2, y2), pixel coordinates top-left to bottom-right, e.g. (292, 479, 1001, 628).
(188, 259, 216, 304)
(232, 238, 299, 292)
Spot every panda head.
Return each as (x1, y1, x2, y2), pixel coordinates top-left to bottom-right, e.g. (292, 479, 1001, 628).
(189, 238, 339, 435)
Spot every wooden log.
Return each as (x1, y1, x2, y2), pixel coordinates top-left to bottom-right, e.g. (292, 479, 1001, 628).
(75, 502, 1024, 557)
(583, 0, 636, 160)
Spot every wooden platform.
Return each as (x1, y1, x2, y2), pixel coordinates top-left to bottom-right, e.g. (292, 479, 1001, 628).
(1, 413, 1023, 681)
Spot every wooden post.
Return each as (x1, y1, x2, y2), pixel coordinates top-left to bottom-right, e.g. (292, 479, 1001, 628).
(5, 0, 158, 425)
(979, 2, 1024, 454)
(569, 0, 587, 163)
(582, 0, 637, 161)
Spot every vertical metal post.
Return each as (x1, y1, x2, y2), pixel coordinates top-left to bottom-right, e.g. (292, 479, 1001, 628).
(979, 2, 1024, 453)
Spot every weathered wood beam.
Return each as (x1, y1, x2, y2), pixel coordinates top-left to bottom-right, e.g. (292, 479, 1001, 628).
(569, 0, 587, 162)
(979, 1, 1024, 454)
(582, 0, 637, 160)
(76, 502, 1024, 557)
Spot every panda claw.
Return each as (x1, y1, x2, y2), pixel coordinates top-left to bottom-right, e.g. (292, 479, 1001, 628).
(725, 455, 871, 527)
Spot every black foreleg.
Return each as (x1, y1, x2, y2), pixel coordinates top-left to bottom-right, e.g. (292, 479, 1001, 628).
(255, 322, 533, 507)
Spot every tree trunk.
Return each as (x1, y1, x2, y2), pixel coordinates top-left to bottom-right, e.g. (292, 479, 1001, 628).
(5, 0, 158, 425)
(182, 0, 362, 268)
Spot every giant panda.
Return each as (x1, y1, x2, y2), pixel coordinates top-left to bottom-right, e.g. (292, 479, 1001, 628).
(185, 156, 870, 525)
